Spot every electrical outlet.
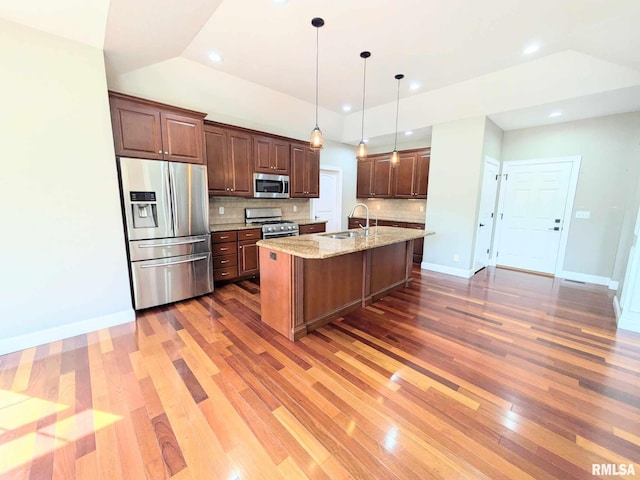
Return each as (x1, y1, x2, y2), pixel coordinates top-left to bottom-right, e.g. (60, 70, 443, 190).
(420, 206, 424, 212)
(218, 207, 224, 215)
(453, 254, 460, 262)
(293, 205, 297, 212)
(575, 211, 590, 219)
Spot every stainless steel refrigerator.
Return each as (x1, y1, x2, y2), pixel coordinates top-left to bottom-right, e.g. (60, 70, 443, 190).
(118, 157, 213, 309)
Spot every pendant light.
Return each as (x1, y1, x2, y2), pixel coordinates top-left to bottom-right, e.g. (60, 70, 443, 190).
(310, 17, 324, 151)
(356, 51, 371, 160)
(390, 73, 404, 167)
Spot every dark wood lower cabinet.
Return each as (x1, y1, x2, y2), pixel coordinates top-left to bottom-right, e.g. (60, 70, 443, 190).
(238, 240, 259, 276)
(212, 228, 260, 282)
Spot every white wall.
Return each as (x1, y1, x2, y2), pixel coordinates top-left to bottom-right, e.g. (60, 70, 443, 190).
(423, 116, 487, 276)
(0, 19, 134, 354)
(501, 112, 640, 280)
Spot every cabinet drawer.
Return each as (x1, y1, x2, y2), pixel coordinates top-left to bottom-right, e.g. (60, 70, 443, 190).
(299, 223, 326, 235)
(213, 254, 238, 269)
(214, 266, 238, 281)
(213, 242, 236, 256)
(405, 222, 425, 229)
(238, 229, 261, 241)
(378, 220, 407, 228)
(211, 231, 238, 243)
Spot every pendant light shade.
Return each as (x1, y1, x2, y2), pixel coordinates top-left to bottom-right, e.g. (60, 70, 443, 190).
(310, 17, 324, 151)
(356, 51, 371, 160)
(390, 73, 404, 167)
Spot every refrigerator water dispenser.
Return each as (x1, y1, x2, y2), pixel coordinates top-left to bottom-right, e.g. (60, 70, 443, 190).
(130, 191, 158, 228)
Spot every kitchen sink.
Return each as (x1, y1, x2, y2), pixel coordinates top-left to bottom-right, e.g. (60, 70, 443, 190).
(322, 231, 366, 239)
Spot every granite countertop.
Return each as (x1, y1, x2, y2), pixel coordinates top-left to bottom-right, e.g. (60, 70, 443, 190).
(209, 223, 259, 232)
(257, 226, 434, 259)
(209, 218, 327, 232)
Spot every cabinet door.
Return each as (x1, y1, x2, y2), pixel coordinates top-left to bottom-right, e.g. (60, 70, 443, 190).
(305, 148, 320, 197)
(204, 126, 229, 195)
(238, 240, 259, 276)
(228, 130, 253, 196)
(273, 139, 291, 174)
(356, 159, 374, 198)
(253, 135, 273, 173)
(393, 153, 417, 198)
(414, 150, 430, 198)
(372, 157, 392, 197)
(110, 98, 163, 159)
(290, 143, 307, 197)
(161, 112, 204, 164)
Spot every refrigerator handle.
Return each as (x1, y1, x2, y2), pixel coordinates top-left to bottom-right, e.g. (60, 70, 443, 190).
(168, 164, 178, 234)
(140, 255, 209, 269)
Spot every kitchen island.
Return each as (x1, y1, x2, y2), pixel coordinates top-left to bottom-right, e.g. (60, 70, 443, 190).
(257, 226, 434, 341)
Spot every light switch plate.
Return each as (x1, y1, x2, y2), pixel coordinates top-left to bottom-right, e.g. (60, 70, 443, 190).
(219, 207, 224, 215)
(293, 205, 297, 212)
(575, 211, 590, 219)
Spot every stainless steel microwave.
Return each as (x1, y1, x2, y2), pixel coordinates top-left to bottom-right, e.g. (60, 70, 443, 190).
(253, 173, 290, 198)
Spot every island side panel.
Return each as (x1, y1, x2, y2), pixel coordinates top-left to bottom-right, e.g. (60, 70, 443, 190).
(259, 247, 298, 340)
(303, 252, 364, 332)
(369, 242, 411, 301)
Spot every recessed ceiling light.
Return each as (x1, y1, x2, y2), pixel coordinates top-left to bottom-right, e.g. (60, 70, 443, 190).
(208, 51, 223, 63)
(549, 111, 562, 118)
(405, 131, 414, 136)
(342, 104, 352, 112)
(409, 82, 421, 91)
(523, 43, 540, 55)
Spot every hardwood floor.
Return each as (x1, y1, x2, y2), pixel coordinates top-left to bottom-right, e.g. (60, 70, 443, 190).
(1, 267, 639, 479)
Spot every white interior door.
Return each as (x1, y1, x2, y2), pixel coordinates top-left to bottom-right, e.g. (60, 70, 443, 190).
(311, 168, 342, 233)
(473, 157, 500, 272)
(495, 160, 576, 274)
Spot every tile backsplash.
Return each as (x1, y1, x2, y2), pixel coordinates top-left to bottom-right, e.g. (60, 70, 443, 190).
(360, 198, 427, 224)
(209, 197, 311, 225)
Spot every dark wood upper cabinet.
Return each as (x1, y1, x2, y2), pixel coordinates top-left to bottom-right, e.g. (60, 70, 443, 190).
(357, 155, 391, 198)
(358, 148, 430, 199)
(109, 92, 205, 164)
(290, 143, 320, 198)
(204, 125, 252, 197)
(254, 135, 290, 174)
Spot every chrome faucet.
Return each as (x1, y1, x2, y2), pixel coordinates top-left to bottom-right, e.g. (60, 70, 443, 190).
(349, 203, 372, 236)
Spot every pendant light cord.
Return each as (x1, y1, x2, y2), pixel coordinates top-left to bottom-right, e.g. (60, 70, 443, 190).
(360, 57, 367, 140)
(393, 77, 401, 150)
(315, 26, 319, 128)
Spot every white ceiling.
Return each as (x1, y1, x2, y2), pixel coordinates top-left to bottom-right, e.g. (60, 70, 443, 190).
(2, 0, 640, 146)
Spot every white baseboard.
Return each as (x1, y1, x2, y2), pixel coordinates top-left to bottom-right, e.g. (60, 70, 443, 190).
(0, 308, 135, 356)
(617, 315, 640, 333)
(613, 295, 622, 324)
(421, 262, 474, 279)
(557, 270, 617, 289)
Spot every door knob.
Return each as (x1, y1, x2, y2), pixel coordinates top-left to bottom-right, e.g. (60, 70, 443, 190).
(479, 223, 485, 227)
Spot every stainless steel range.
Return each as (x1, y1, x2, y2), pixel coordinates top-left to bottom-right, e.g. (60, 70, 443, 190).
(245, 207, 299, 239)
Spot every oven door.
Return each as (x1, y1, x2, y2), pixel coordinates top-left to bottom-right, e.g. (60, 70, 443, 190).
(253, 173, 289, 198)
(263, 231, 299, 239)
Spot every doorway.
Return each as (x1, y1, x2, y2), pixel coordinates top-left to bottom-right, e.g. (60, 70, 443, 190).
(311, 166, 342, 233)
(473, 157, 500, 272)
(494, 156, 581, 275)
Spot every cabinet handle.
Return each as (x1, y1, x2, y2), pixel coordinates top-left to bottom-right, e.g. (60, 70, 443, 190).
(220, 247, 228, 251)
(239, 246, 243, 249)
(231, 188, 234, 191)
(164, 151, 168, 155)
(219, 236, 229, 239)
(221, 272, 229, 276)
(220, 260, 229, 264)
(158, 150, 162, 154)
